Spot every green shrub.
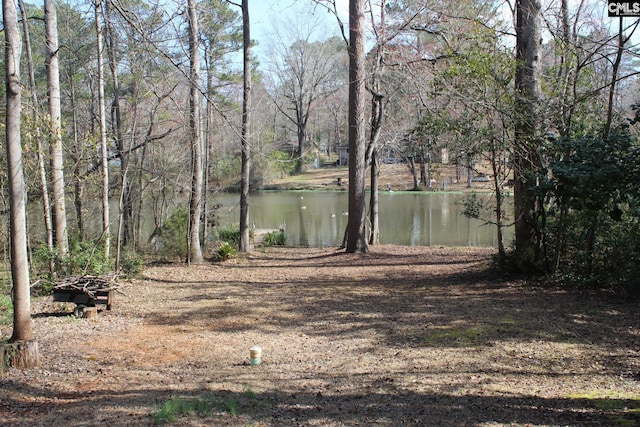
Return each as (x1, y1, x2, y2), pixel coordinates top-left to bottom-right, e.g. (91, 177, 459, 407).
(528, 131, 640, 293)
(214, 241, 237, 262)
(568, 212, 640, 293)
(119, 251, 144, 277)
(216, 224, 241, 246)
(157, 208, 189, 259)
(263, 230, 286, 246)
(31, 244, 57, 277)
(60, 237, 112, 276)
(268, 150, 297, 177)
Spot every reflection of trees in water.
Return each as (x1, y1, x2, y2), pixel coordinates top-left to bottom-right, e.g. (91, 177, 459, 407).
(208, 192, 513, 247)
(298, 204, 309, 247)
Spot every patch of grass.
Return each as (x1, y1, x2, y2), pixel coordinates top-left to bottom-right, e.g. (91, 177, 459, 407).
(223, 397, 240, 416)
(151, 390, 259, 425)
(496, 314, 517, 325)
(152, 398, 195, 424)
(569, 392, 640, 426)
(422, 324, 488, 346)
(422, 315, 571, 347)
(263, 230, 286, 246)
(242, 385, 256, 400)
(490, 314, 555, 340)
(612, 409, 640, 427)
(151, 396, 225, 425)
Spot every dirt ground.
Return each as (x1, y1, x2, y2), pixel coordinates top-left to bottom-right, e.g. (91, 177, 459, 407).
(1, 246, 639, 426)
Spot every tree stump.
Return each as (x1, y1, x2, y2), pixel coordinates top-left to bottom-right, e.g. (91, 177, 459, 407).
(2, 340, 40, 369)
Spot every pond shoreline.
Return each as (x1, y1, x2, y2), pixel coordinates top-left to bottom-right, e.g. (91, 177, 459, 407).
(261, 163, 500, 193)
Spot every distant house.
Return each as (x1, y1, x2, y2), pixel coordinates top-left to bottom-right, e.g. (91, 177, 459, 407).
(337, 144, 404, 165)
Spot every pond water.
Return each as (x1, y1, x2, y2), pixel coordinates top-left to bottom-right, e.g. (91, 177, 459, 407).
(214, 191, 513, 248)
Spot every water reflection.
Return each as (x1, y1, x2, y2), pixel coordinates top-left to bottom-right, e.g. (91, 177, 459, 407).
(215, 191, 513, 248)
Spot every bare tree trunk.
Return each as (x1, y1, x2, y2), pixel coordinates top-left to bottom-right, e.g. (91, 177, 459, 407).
(603, 17, 626, 140)
(490, 146, 506, 260)
(369, 149, 380, 245)
(239, 0, 252, 252)
(136, 137, 147, 249)
(552, 205, 567, 271)
(366, 0, 386, 244)
(202, 116, 209, 244)
(551, 0, 572, 269)
(296, 112, 306, 173)
(203, 50, 212, 246)
(104, 0, 127, 269)
(70, 78, 85, 240)
(3, 0, 39, 367)
(420, 153, 427, 188)
(466, 153, 473, 188)
(367, 93, 384, 245)
(408, 156, 419, 190)
(94, 0, 111, 259)
(45, 0, 69, 258)
(427, 153, 432, 187)
(187, 0, 204, 264)
(94, 0, 111, 260)
(346, 0, 368, 253)
(20, 0, 54, 275)
(558, 0, 573, 136)
(513, 0, 542, 269)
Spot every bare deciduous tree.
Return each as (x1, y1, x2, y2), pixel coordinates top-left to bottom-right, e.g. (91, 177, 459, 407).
(266, 8, 345, 172)
(2, 0, 40, 369)
(187, 0, 204, 264)
(345, 0, 369, 253)
(19, 0, 54, 275)
(45, 0, 69, 259)
(513, 0, 543, 269)
(94, 0, 111, 260)
(239, 0, 252, 252)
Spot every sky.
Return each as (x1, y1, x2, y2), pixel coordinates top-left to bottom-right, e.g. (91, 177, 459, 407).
(248, 0, 349, 60)
(250, 0, 348, 31)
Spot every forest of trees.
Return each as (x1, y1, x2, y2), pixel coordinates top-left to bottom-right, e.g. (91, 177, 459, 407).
(2, 0, 640, 366)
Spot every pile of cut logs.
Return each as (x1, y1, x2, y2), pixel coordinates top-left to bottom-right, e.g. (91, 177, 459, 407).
(53, 275, 119, 317)
(53, 275, 119, 297)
